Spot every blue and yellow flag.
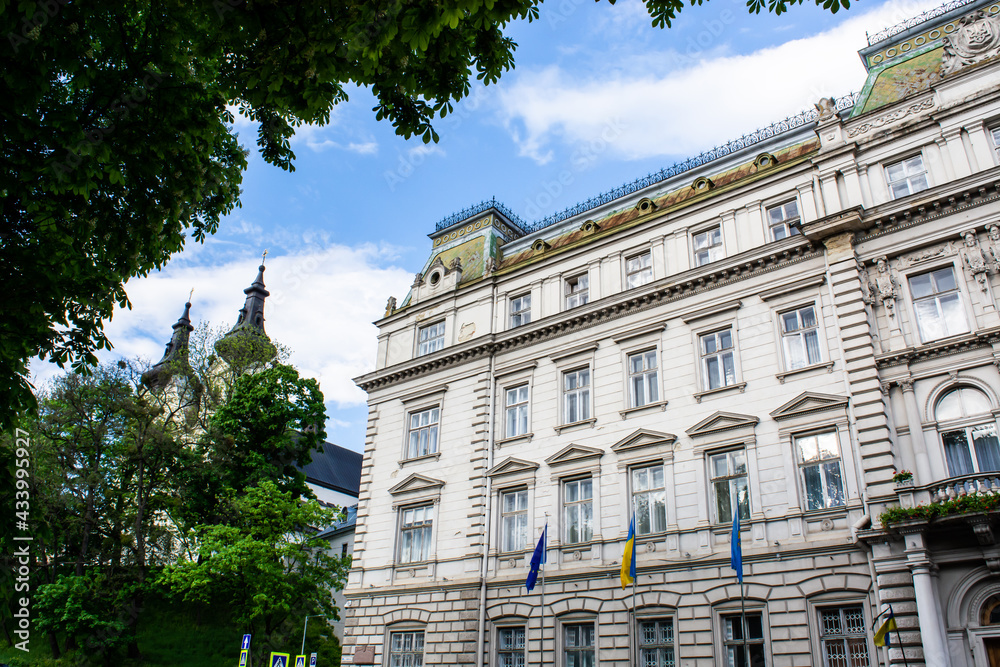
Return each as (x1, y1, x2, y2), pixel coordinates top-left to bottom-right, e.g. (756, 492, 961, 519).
(873, 607, 897, 647)
(620, 514, 636, 589)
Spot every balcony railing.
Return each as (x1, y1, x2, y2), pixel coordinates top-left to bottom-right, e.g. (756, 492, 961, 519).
(893, 471, 1000, 512)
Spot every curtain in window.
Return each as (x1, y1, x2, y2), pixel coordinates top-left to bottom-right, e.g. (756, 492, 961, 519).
(973, 425, 1000, 472)
(943, 430, 975, 476)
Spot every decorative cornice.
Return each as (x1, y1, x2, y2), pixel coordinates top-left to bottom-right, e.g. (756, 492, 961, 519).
(846, 97, 935, 138)
(875, 328, 1000, 369)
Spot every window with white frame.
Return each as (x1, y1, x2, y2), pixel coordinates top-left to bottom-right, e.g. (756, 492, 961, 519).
(694, 226, 724, 266)
(406, 407, 440, 458)
(563, 478, 593, 544)
(398, 505, 433, 563)
(626, 251, 653, 289)
(796, 431, 846, 511)
(563, 368, 591, 424)
(632, 465, 667, 536)
(710, 450, 749, 524)
(818, 605, 870, 667)
(417, 321, 445, 356)
(563, 623, 595, 667)
(936, 387, 1000, 476)
(389, 630, 425, 667)
(766, 200, 800, 241)
(505, 384, 529, 438)
(722, 613, 765, 667)
(885, 155, 929, 199)
(500, 489, 528, 552)
(496, 626, 526, 667)
(638, 618, 675, 667)
(628, 349, 659, 408)
(780, 305, 821, 370)
(700, 328, 736, 391)
(908, 266, 969, 342)
(510, 294, 531, 328)
(565, 273, 590, 309)
(991, 126, 1000, 162)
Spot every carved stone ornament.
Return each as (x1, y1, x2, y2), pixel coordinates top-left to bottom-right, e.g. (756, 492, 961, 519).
(961, 230, 991, 292)
(987, 224, 1000, 273)
(858, 261, 874, 306)
(411, 272, 424, 289)
(894, 241, 957, 269)
(941, 10, 1000, 76)
(814, 96, 837, 121)
(384, 296, 397, 316)
(484, 256, 495, 276)
(449, 256, 463, 272)
(871, 256, 898, 318)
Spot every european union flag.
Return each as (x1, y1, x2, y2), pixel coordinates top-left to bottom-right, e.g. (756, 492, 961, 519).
(526, 524, 547, 591)
(730, 511, 743, 583)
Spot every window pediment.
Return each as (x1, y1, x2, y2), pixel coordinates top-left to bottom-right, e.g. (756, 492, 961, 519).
(388, 473, 446, 496)
(686, 411, 759, 438)
(545, 444, 604, 467)
(611, 429, 677, 455)
(487, 457, 540, 478)
(770, 392, 849, 421)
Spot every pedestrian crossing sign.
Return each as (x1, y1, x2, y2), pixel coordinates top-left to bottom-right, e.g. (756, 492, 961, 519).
(295, 656, 306, 667)
(269, 652, 290, 667)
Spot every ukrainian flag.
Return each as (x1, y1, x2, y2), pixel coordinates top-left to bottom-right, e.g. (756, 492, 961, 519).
(873, 608, 897, 647)
(620, 514, 636, 589)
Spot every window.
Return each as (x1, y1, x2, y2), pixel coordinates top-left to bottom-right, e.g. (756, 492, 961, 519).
(407, 407, 440, 458)
(505, 385, 529, 438)
(500, 490, 528, 552)
(818, 606, 870, 667)
(796, 431, 845, 511)
(398, 505, 433, 563)
(885, 155, 929, 199)
(639, 618, 675, 667)
(710, 450, 749, 524)
(626, 252, 653, 289)
(722, 613, 765, 667)
(766, 201, 800, 241)
(496, 626, 526, 667)
(908, 267, 968, 342)
(565, 274, 590, 309)
(563, 368, 591, 424)
(389, 630, 425, 667)
(694, 227, 723, 266)
(563, 478, 593, 544)
(563, 623, 595, 667)
(628, 350, 659, 408)
(700, 328, 736, 391)
(417, 322, 445, 356)
(632, 466, 667, 536)
(341, 543, 349, 557)
(780, 305, 821, 370)
(510, 294, 531, 328)
(992, 126, 1000, 162)
(936, 387, 1000, 476)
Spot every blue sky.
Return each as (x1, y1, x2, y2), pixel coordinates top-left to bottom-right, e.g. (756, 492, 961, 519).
(34, 0, 944, 452)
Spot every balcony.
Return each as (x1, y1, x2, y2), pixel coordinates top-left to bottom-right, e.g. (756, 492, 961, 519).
(882, 472, 1000, 544)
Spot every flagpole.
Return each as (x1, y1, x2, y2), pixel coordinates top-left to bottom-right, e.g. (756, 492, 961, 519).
(893, 605, 908, 667)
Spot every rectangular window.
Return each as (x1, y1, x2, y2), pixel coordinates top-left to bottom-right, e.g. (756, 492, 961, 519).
(628, 350, 659, 408)
(639, 618, 675, 667)
(407, 407, 440, 458)
(626, 252, 653, 289)
(722, 613, 765, 667)
(885, 155, 929, 199)
(943, 423, 1000, 476)
(694, 227, 724, 266)
(819, 606, 870, 666)
(399, 505, 433, 563)
(389, 630, 425, 667)
(563, 478, 593, 544)
(563, 368, 591, 424)
(496, 626, 526, 667)
(341, 543, 349, 557)
(710, 450, 749, 524)
(563, 623, 595, 667)
(796, 431, 846, 511)
(780, 305, 821, 370)
(565, 273, 590, 309)
(700, 328, 736, 391)
(417, 322, 445, 356)
(992, 127, 1000, 162)
(633, 466, 667, 536)
(909, 267, 969, 342)
(500, 490, 528, 552)
(766, 200, 800, 241)
(510, 294, 531, 328)
(505, 385, 529, 438)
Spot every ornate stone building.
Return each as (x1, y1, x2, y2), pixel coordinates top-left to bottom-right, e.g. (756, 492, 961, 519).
(345, 1, 1000, 665)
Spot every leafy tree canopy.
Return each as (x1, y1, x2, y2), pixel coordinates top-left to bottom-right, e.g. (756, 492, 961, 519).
(0, 0, 851, 431)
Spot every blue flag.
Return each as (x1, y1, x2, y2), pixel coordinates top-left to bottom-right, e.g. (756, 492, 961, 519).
(526, 524, 547, 591)
(730, 511, 743, 583)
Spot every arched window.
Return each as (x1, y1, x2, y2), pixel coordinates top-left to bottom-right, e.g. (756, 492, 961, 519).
(936, 387, 1000, 476)
(981, 594, 1000, 625)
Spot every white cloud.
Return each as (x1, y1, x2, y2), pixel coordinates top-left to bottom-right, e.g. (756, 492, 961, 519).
(498, 0, 947, 163)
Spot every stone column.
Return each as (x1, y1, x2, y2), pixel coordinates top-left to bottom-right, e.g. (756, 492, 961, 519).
(899, 379, 933, 484)
(904, 531, 952, 667)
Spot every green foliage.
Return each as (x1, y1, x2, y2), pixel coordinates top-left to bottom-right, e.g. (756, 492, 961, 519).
(880, 493, 1000, 526)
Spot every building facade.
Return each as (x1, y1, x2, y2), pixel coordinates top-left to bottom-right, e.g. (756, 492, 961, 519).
(345, 2, 1000, 665)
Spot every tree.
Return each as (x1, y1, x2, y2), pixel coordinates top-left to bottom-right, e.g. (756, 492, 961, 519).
(0, 0, 850, 432)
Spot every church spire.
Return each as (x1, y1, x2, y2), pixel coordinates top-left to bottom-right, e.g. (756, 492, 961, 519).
(141, 297, 195, 391)
(215, 252, 277, 365)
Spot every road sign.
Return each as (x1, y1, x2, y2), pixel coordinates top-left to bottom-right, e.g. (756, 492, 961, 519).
(269, 652, 290, 667)
(310, 653, 317, 666)
(239, 649, 249, 666)
(242, 634, 252, 649)
(295, 656, 306, 667)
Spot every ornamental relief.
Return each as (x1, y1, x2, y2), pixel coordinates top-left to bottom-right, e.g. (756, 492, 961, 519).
(892, 240, 958, 270)
(942, 9, 1000, 75)
(846, 98, 935, 138)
